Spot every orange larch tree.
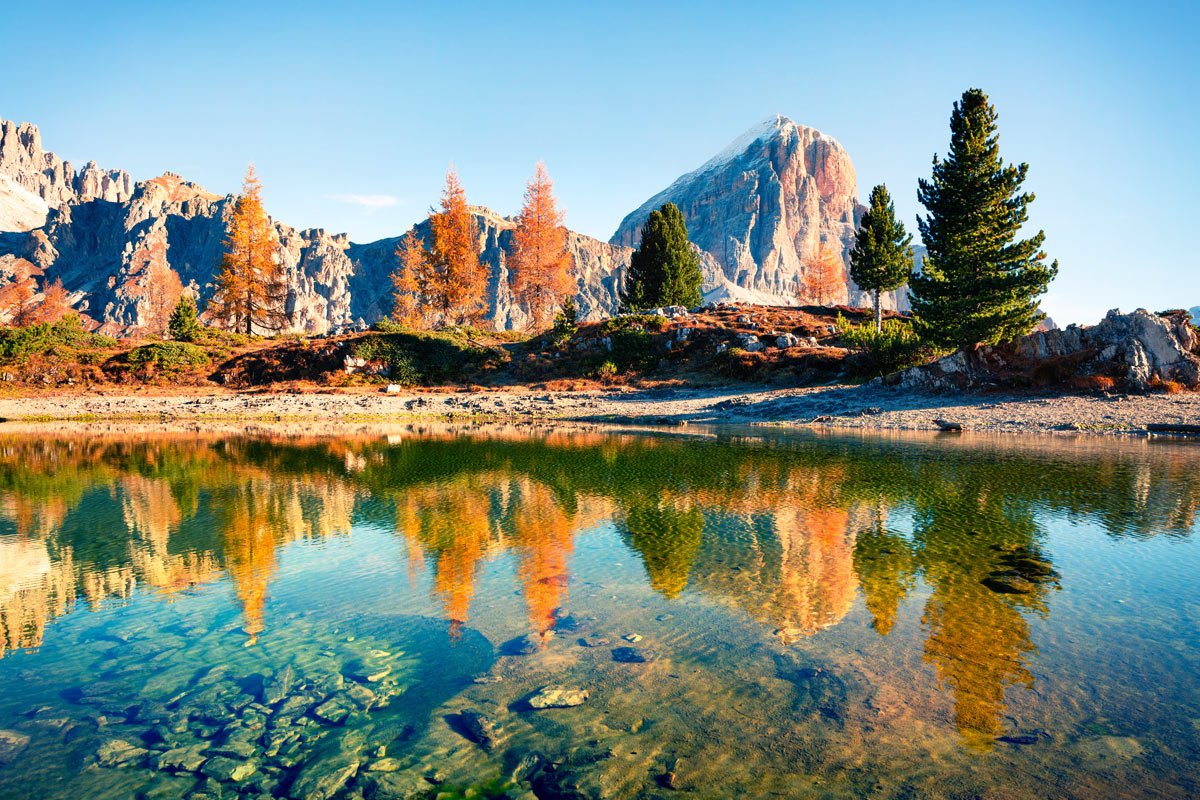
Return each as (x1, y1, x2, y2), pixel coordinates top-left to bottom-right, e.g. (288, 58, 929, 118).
(34, 278, 71, 324)
(800, 244, 844, 307)
(145, 262, 184, 335)
(391, 229, 428, 329)
(208, 165, 289, 335)
(2, 264, 37, 327)
(425, 167, 488, 327)
(508, 162, 574, 330)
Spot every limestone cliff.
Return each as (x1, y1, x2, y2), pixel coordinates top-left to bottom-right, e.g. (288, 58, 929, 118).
(612, 115, 908, 311)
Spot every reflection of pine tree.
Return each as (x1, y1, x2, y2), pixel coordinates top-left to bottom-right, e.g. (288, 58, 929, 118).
(852, 519, 916, 636)
(912, 489, 1054, 751)
(619, 499, 704, 599)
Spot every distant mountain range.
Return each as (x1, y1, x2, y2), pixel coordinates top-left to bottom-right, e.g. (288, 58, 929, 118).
(0, 115, 907, 333)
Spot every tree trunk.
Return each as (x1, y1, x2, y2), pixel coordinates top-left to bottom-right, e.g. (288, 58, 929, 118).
(873, 290, 882, 332)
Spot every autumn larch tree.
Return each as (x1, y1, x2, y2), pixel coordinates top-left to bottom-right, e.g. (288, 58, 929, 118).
(909, 88, 1058, 348)
(508, 162, 575, 331)
(800, 244, 844, 307)
(621, 202, 703, 311)
(145, 262, 184, 335)
(850, 184, 913, 331)
(2, 263, 36, 327)
(208, 165, 289, 335)
(34, 278, 71, 324)
(391, 229, 428, 329)
(424, 167, 488, 327)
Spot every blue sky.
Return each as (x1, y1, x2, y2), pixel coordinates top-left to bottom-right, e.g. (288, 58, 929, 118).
(5, 0, 1197, 324)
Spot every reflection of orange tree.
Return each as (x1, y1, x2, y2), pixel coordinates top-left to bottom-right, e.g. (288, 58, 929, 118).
(395, 477, 499, 636)
(504, 479, 577, 638)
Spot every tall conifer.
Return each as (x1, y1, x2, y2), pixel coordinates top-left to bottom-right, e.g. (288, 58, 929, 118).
(909, 89, 1057, 348)
(508, 163, 574, 330)
(850, 184, 913, 331)
(621, 203, 703, 311)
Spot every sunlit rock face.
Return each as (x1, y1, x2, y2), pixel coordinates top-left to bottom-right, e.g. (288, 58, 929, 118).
(611, 115, 909, 311)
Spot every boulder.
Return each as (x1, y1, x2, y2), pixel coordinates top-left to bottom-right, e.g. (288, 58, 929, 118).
(527, 686, 588, 709)
(0, 729, 30, 763)
(289, 755, 360, 800)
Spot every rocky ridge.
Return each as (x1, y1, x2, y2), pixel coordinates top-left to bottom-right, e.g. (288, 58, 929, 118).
(611, 115, 908, 311)
(1, 114, 897, 334)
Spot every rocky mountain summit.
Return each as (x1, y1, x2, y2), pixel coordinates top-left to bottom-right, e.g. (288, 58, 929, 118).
(1, 114, 897, 334)
(612, 115, 908, 311)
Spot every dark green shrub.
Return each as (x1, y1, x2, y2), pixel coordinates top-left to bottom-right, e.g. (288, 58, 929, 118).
(835, 314, 934, 376)
(610, 328, 655, 371)
(0, 315, 118, 360)
(126, 342, 210, 369)
(353, 330, 491, 386)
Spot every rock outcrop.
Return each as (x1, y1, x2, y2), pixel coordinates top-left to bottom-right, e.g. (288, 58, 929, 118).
(612, 115, 908, 311)
(889, 309, 1200, 392)
(0, 119, 133, 213)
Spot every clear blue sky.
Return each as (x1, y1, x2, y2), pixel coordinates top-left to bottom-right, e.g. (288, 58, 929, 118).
(5, 0, 1197, 324)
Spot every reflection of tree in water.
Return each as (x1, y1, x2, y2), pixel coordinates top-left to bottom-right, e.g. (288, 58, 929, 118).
(504, 479, 578, 639)
(620, 499, 703, 599)
(851, 504, 914, 636)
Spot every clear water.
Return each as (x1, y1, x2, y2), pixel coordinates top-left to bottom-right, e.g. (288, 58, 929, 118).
(0, 425, 1198, 800)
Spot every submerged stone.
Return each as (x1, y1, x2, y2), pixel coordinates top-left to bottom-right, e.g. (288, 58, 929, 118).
(200, 755, 257, 782)
(154, 744, 209, 772)
(459, 709, 500, 750)
(611, 647, 655, 664)
(289, 755, 360, 800)
(0, 729, 31, 763)
(96, 738, 149, 767)
(527, 686, 588, 709)
(263, 664, 297, 706)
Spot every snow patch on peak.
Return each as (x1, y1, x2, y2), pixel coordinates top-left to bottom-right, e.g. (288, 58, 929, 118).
(697, 115, 793, 173)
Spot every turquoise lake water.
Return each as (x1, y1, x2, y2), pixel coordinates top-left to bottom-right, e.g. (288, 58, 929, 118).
(0, 425, 1197, 799)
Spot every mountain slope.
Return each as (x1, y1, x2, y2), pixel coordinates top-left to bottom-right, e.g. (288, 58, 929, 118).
(612, 115, 908, 311)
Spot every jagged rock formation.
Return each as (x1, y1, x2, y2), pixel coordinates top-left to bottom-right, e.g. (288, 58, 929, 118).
(890, 309, 1200, 392)
(612, 115, 908, 311)
(0, 119, 132, 213)
(1, 114, 908, 334)
(1189, 306, 1199, 326)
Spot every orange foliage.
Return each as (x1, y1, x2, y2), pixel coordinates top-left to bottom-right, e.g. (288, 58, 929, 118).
(508, 163, 575, 330)
(34, 278, 71, 324)
(424, 168, 488, 327)
(800, 244, 844, 307)
(145, 261, 184, 335)
(208, 165, 288, 334)
(391, 230, 428, 329)
(508, 480, 575, 638)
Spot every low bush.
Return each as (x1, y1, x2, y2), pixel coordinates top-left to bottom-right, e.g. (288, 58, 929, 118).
(609, 328, 656, 371)
(0, 315, 118, 360)
(835, 314, 933, 376)
(126, 341, 210, 369)
(353, 329, 493, 386)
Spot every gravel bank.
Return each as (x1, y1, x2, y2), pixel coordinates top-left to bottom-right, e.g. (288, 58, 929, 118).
(3, 384, 1199, 437)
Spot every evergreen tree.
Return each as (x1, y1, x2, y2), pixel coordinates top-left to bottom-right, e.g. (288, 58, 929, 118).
(909, 89, 1057, 348)
(850, 184, 913, 331)
(168, 294, 201, 341)
(621, 203, 703, 311)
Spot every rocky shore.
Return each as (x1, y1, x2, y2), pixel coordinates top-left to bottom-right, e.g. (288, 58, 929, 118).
(2, 382, 1198, 437)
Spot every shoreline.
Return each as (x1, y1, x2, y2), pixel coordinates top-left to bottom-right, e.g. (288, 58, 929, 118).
(3, 383, 1199, 439)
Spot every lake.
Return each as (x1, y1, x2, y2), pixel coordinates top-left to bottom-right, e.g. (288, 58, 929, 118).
(0, 424, 1198, 799)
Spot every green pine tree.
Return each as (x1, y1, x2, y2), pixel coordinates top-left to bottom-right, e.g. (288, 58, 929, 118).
(850, 184, 913, 331)
(621, 203, 703, 311)
(909, 88, 1058, 349)
(168, 294, 201, 341)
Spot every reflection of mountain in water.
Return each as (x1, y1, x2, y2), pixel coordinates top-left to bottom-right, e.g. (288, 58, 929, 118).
(1, 429, 1197, 751)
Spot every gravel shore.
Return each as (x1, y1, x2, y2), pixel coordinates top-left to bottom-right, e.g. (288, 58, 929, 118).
(3, 384, 1199, 437)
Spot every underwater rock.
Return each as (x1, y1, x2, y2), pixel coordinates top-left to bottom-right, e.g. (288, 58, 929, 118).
(579, 636, 610, 648)
(0, 729, 30, 763)
(96, 738, 148, 767)
(200, 755, 257, 782)
(289, 754, 360, 800)
(312, 696, 353, 724)
(611, 647, 655, 664)
(345, 684, 376, 711)
(360, 769, 426, 799)
(981, 573, 1036, 595)
(502, 633, 545, 655)
(154, 744, 209, 772)
(528, 686, 589, 709)
(459, 709, 500, 751)
(276, 694, 317, 718)
(210, 739, 257, 759)
(623, 634, 642, 643)
(364, 757, 403, 772)
(263, 664, 297, 706)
